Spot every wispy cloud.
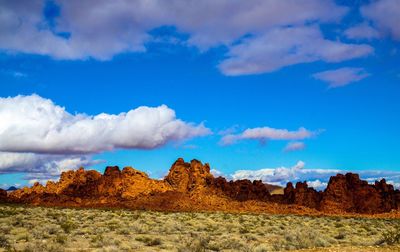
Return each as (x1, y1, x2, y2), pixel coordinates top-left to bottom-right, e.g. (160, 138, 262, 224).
(220, 126, 318, 146)
(312, 67, 370, 88)
(284, 142, 305, 152)
(361, 0, 400, 40)
(0, 69, 28, 78)
(219, 26, 373, 75)
(0, 0, 377, 75)
(344, 23, 380, 40)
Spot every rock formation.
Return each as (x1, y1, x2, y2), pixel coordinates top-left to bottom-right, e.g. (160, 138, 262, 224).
(3, 158, 400, 215)
(213, 177, 271, 201)
(0, 188, 7, 202)
(283, 181, 322, 209)
(165, 158, 214, 193)
(319, 173, 398, 214)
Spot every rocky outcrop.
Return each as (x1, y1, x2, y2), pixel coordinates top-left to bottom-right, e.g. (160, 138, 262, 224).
(165, 158, 213, 193)
(283, 181, 322, 209)
(213, 177, 271, 201)
(0, 188, 7, 202)
(319, 173, 399, 214)
(3, 159, 400, 215)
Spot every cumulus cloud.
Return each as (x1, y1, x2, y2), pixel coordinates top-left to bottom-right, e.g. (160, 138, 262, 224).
(1, 0, 376, 75)
(284, 142, 306, 152)
(312, 67, 370, 88)
(232, 161, 308, 185)
(0, 151, 100, 181)
(219, 26, 373, 75)
(220, 126, 317, 145)
(306, 179, 327, 189)
(231, 161, 400, 190)
(344, 23, 380, 40)
(0, 94, 211, 154)
(361, 0, 400, 40)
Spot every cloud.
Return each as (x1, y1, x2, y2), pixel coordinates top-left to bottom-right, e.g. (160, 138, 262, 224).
(219, 26, 373, 75)
(220, 126, 317, 145)
(306, 180, 327, 189)
(0, 0, 77, 59)
(232, 161, 308, 185)
(312, 67, 370, 88)
(0, 0, 347, 58)
(0, 94, 211, 154)
(284, 142, 306, 152)
(0, 183, 21, 190)
(361, 0, 400, 40)
(344, 23, 380, 40)
(0, 69, 28, 78)
(1, 0, 375, 75)
(0, 151, 100, 182)
(231, 161, 400, 189)
(210, 169, 225, 178)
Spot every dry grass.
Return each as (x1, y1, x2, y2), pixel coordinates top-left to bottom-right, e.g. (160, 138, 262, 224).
(0, 203, 399, 251)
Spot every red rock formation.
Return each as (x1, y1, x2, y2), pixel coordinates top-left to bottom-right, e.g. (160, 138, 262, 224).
(283, 181, 322, 209)
(0, 188, 7, 202)
(3, 159, 400, 215)
(165, 158, 214, 193)
(319, 173, 399, 214)
(213, 177, 271, 201)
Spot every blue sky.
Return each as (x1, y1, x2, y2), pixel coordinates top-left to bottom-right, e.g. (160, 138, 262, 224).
(0, 0, 399, 189)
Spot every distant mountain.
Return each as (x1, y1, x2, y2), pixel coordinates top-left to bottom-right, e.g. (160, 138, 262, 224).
(7, 186, 18, 191)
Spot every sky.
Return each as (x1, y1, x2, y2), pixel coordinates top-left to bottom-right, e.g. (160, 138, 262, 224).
(0, 0, 400, 190)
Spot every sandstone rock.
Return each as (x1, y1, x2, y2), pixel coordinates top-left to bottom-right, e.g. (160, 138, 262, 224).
(0, 188, 7, 202)
(319, 173, 398, 213)
(213, 177, 271, 201)
(165, 158, 214, 193)
(5, 160, 400, 215)
(283, 181, 322, 209)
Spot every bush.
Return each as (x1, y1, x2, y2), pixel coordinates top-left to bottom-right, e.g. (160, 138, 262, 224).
(378, 227, 400, 245)
(59, 220, 76, 234)
(55, 234, 67, 244)
(0, 234, 10, 249)
(135, 236, 162, 246)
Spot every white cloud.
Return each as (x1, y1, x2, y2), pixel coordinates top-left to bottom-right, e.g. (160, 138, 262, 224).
(210, 169, 225, 178)
(0, 151, 100, 182)
(0, 94, 211, 154)
(306, 179, 327, 190)
(231, 161, 400, 189)
(219, 26, 373, 75)
(160, 0, 347, 49)
(0, 0, 347, 58)
(361, 0, 400, 40)
(344, 23, 380, 40)
(312, 67, 370, 88)
(284, 142, 306, 152)
(220, 126, 317, 145)
(232, 161, 308, 185)
(1, 0, 376, 75)
(0, 0, 77, 59)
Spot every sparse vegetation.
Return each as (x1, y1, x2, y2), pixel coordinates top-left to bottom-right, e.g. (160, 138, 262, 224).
(377, 226, 400, 245)
(0, 203, 399, 251)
